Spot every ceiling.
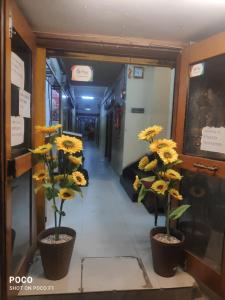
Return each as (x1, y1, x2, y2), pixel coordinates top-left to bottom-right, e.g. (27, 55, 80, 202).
(16, 0, 225, 43)
(59, 58, 123, 115)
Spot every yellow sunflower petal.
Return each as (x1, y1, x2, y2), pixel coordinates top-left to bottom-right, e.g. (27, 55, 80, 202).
(72, 171, 87, 186)
(169, 188, 183, 200)
(158, 147, 178, 165)
(35, 125, 61, 134)
(56, 135, 83, 154)
(149, 139, 177, 153)
(138, 156, 149, 170)
(58, 188, 76, 200)
(144, 159, 158, 171)
(133, 175, 141, 191)
(165, 169, 182, 181)
(30, 143, 52, 155)
(138, 125, 162, 141)
(32, 170, 47, 181)
(151, 180, 168, 195)
(69, 155, 82, 165)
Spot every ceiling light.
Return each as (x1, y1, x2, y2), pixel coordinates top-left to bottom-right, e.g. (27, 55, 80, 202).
(62, 95, 67, 99)
(85, 108, 91, 111)
(82, 96, 94, 100)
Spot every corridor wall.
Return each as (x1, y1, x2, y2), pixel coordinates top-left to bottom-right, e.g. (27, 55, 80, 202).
(122, 65, 175, 169)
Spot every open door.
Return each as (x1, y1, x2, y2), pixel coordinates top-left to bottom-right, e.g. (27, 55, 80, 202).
(175, 34, 225, 297)
(4, 1, 46, 298)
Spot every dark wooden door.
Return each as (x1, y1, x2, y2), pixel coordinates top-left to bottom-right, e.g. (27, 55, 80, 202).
(175, 37, 225, 297)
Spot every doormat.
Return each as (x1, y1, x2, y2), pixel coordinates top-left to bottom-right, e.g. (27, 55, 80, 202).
(81, 256, 152, 292)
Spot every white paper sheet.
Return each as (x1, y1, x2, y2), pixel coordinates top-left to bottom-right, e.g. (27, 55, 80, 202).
(200, 126, 225, 154)
(19, 89, 31, 118)
(11, 116, 24, 147)
(11, 52, 25, 89)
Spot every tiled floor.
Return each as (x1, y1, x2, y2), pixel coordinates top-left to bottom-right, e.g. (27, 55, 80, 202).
(19, 142, 195, 296)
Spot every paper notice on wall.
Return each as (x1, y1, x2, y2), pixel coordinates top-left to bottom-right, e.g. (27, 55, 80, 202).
(200, 127, 225, 154)
(19, 89, 31, 118)
(11, 116, 24, 147)
(11, 52, 25, 89)
(190, 63, 205, 78)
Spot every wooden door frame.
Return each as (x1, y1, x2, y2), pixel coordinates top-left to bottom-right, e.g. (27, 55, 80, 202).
(174, 31, 225, 297)
(3, 1, 45, 298)
(0, 0, 7, 299)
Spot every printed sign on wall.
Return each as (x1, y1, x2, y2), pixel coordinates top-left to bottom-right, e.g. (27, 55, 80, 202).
(71, 65, 93, 82)
(11, 52, 25, 89)
(200, 126, 225, 154)
(190, 63, 205, 78)
(11, 116, 24, 147)
(19, 89, 31, 118)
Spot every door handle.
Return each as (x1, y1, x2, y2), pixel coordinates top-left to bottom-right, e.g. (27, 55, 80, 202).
(193, 163, 218, 172)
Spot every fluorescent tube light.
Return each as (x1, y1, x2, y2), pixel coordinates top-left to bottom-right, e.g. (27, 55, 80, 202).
(81, 96, 94, 100)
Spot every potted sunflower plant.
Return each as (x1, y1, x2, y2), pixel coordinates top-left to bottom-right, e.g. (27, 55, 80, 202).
(30, 124, 87, 280)
(133, 125, 190, 277)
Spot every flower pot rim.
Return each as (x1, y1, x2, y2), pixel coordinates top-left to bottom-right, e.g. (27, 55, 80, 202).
(150, 226, 185, 246)
(38, 227, 76, 247)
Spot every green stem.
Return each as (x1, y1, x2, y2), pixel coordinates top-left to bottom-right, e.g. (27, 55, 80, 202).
(58, 200, 65, 228)
(166, 193, 171, 237)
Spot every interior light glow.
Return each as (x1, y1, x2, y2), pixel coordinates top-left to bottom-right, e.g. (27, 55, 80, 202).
(62, 95, 67, 99)
(85, 108, 91, 111)
(81, 96, 94, 100)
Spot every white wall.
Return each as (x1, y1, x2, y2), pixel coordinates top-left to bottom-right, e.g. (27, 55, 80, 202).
(122, 65, 174, 169)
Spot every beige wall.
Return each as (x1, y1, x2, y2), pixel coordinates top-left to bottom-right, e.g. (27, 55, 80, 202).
(122, 65, 174, 169)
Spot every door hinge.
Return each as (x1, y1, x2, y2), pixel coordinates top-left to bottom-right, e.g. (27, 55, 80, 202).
(8, 159, 16, 178)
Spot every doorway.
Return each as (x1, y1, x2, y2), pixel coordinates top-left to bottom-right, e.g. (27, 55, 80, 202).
(16, 52, 194, 298)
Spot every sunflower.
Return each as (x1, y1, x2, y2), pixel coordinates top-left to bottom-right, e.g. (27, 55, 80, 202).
(69, 155, 82, 166)
(149, 139, 177, 153)
(30, 143, 52, 155)
(158, 147, 178, 165)
(32, 170, 47, 181)
(138, 125, 162, 141)
(72, 171, 87, 186)
(151, 180, 168, 195)
(144, 159, 158, 171)
(56, 135, 83, 154)
(35, 125, 61, 134)
(58, 188, 76, 200)
(138, 156, 149, 170)
(133, 175, 141, 191)
(54, 124, 62, 129)
(169, 188, 183, 200)
(165, 169, 182, 181)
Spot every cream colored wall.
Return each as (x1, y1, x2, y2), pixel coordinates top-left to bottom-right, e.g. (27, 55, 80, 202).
(122, 65, 174, 169)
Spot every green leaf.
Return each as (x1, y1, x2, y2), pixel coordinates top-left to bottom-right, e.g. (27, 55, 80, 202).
(169, 204, 191, 220)
(141, 176, 155, 183)
(137, 184, 147, 203)
(43, 183, 53, 189)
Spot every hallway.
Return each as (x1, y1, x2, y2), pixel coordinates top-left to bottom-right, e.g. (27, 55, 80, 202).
(20, 142, 195, 296)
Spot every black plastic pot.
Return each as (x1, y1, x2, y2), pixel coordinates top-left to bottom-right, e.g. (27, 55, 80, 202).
(150, 226, 185, 277)
(38, 227, 76, 280)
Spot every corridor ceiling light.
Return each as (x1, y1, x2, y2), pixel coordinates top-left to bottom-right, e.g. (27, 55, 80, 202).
(85, 108, 91, 111)
(81, 96, 94, 100)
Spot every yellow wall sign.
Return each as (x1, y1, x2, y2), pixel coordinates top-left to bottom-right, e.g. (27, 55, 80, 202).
(71, 65, 93, 82)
